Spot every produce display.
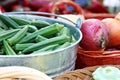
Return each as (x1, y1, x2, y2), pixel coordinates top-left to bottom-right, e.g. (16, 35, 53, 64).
(79, 12, 120, 51)
(75, 12, 120, 70)
(0, 14, 76, 55)
(1, 0, 120, 79)
(92, 66, 120, 80)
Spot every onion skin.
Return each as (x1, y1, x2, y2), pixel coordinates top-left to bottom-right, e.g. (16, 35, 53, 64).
(115, 12, 120, 21)
(79, 19, 109, 51)
(102, 18, 120, 47)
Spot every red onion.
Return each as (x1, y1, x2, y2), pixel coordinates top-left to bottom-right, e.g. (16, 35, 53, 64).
(79, 19, 109, 51)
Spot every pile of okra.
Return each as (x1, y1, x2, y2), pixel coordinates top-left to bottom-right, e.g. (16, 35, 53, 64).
(0, 14, 76, 55)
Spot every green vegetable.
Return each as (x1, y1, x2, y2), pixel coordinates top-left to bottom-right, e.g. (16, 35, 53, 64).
(3, 40, 16, 55)
(59, 27, 70, 36)
(0, 14, 75, 55)
(9, 16, 30, 26)
(35, 35, 48, 42)
(19, 25, 38, 33)
(15, 43, 34, 51)
(19, 23, 64, 43)
(22, 35, 70, 53)
(58, 27, 73, 42)
(0, 51, 4, 55)
(0, 27, 5, 31)
(71, 35, 76, 43)
(27, 25, 38, 33)
(0, 14, 19, 29)
(32, 44, 59, 54)
(0, 19, 8, 29)
(0, 47, 4, 55)
(57, 42, 71, 49)
(7, 26, 28, 45)
(18, 51, 24, 55)
(30, 20, 50, 29)
(0, 29, 20, 41)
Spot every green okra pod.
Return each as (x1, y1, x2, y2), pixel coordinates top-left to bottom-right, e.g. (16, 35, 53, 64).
(22, 35, 70, 53)
(0, 29, 20, 41)
(0, 19, 8, 30)
(30, 19, 50, 29)
(59, 27, 70, 36)
(0, 14, 19, 29)
(3, 40, 16, 55)
(7, 26, 28, 45)
(57, 42, 71, 49)
(15, 43, 34, 51)
(32, 44, 59, 54)
(9, 16, 30, 26)
(19, 25, 38, 33)
(35, 35, 48, 42)
(19, 23, 64, 43)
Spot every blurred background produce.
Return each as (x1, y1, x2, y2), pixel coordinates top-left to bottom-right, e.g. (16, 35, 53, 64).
(0, 0, 118, 14)
(103, 0, 120, 13)
(0, 0, 118, 20)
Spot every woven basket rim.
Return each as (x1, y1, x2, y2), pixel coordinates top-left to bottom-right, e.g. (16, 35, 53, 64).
(77, 47, 120, 57)
(78, 52, 120, 58)
(54, 65, 120, 80)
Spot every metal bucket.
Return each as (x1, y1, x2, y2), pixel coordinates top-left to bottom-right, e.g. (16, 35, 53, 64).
(0, 12, 82, 78)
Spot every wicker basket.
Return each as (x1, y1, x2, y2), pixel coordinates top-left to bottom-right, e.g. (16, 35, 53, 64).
(75, 47, 120, 69)
(54, 65, 120, 80)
